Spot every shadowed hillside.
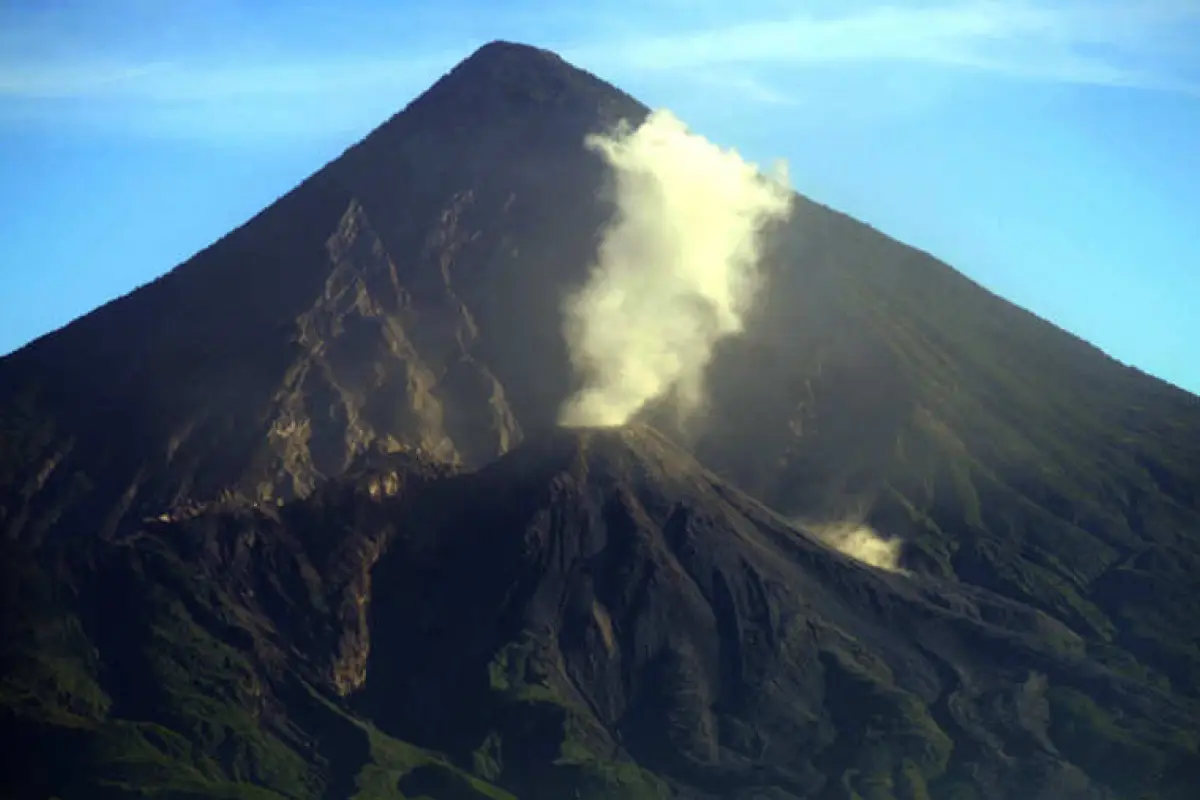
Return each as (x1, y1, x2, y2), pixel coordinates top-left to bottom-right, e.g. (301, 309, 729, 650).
(5, 428, 1197, 798)
(1, 40, 1198, 799)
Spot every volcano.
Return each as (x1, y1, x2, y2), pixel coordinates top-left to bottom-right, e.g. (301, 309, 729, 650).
(1, 41, 1198, 800)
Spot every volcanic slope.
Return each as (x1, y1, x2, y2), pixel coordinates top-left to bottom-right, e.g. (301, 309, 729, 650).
(1, 39, 1199, 799)
(5, 427, 1197, 799)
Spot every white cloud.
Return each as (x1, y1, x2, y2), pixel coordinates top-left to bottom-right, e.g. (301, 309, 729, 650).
(684, 69, 798, 106)
(0, 56, 453, 102)
(0, 0, 1195, 140)
(571, 1, 1199, 95)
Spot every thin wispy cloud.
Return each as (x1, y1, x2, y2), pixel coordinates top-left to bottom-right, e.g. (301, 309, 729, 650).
(1, 59, 453, 103)
(683, 68, 799, 107)
(574, 1, 1200, 95)
(0, 0, 1196, 141)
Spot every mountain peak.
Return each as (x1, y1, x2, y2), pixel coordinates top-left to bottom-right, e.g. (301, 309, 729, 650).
(4, 38, 1200, 800)
(461, 39, 569, 69)
(390, 39, 645, 137)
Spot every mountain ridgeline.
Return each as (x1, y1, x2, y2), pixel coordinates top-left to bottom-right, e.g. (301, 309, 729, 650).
(2, 41, 1198, 800)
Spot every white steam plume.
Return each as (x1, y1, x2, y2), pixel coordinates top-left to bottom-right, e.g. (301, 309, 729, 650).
(559, 109, 793, 428)
(808, 522, 905, 573)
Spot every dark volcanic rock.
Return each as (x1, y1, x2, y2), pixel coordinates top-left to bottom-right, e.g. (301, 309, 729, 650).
(0, 41, 643, 542)
(4, 428, 1196, 798)
(2, 40, 1199, 800)
(360, 427, 1197, 799)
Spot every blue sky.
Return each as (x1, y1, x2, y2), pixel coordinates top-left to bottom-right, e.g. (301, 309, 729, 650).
(1, 0, 1197, 393)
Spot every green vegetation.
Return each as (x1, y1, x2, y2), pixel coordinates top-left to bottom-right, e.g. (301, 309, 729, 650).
(482, 634, 671, 799)
(817, 652, 952, 800)
(2, 37, 1198, 800)
(350, 724, 516, 800)
(1047, 686, 1199, 797)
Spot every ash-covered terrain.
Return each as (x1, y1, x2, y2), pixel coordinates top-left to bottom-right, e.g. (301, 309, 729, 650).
(2, 41, 1198, 800)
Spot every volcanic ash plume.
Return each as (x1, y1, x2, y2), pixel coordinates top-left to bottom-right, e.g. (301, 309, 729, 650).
(559, 109, 793, 428)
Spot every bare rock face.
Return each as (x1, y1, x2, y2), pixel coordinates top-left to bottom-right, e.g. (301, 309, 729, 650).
(0, 41, 641, 545)
(1, 40, 1199, 800)
(262, 197, 522, 498)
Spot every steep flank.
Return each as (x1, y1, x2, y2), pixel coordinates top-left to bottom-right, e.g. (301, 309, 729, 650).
(8, 428, 1197, 798)
(1, 40, 1198, 800)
